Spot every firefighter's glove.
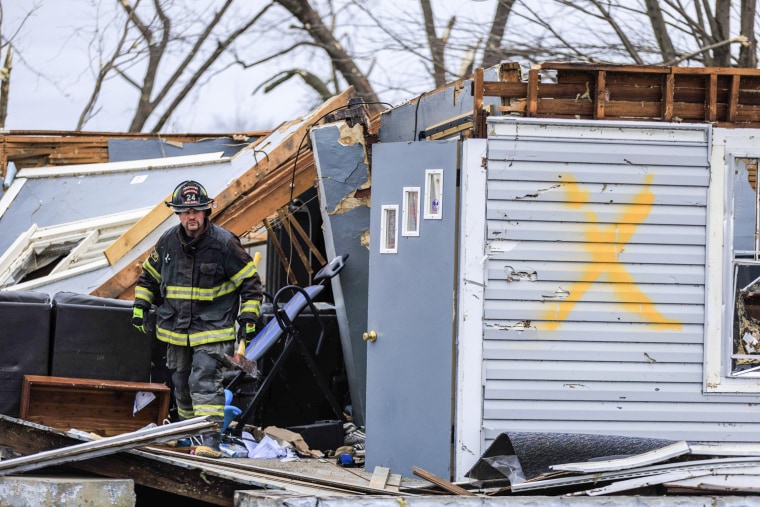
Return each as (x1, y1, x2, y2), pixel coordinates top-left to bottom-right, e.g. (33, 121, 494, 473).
(132, 305, 147, 334)
(239, 318, 257, 344)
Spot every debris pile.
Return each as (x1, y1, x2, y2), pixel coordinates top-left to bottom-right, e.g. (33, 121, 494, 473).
(465, 432, 760, 496)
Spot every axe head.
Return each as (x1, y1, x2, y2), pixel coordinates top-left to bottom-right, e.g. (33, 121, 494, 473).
(224, 353, 259, 377)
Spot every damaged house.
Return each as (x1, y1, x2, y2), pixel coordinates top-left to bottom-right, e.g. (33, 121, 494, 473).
(3, 61, 760, 502)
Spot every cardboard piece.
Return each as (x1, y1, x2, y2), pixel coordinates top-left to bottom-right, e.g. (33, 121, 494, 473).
(263, 426, 323, 458)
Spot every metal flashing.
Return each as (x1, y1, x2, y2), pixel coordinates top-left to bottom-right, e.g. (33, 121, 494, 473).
(16, 152, 227, 178)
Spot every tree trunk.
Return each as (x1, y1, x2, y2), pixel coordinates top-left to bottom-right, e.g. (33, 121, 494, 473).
(712, 0, 731, 66)
(0, 43, 10, 130)
(275, 0, 381, 110)
(481, 0, 516, 69)
(125, 0, 170, 132)
(739, 0, 758, 68)
(420, 0, 447, 87)
(644, 0, 676, 64)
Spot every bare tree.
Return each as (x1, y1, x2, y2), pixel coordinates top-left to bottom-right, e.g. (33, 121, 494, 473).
(63, 0, 760, 133)
(738, 0, 758, 67)
(420, 0, 454, 87)
(644, 0, 676, 63)
(482, 0, 517, 68)
(0, 1, 41, 129)
(272, 0, 381, 108)
(77, 0, 275, 132)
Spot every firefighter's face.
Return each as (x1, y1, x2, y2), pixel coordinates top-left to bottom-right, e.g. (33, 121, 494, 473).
(177, 208, 206, 237)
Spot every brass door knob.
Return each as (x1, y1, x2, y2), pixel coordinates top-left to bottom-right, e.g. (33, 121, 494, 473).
(362, 330, 377, 343)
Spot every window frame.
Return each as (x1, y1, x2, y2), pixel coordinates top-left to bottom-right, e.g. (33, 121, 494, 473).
(0, 208, 149, 290)
(706, 142, 760, 392)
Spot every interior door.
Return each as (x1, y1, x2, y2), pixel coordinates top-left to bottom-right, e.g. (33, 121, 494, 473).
(365, 139, 460, 478)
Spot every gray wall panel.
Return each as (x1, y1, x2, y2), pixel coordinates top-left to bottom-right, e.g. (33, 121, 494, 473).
(489, 180, 708, 206)
(482, 422, 759, 441)
(488, 222, 706, 245)
(483, 321, 704, 344)
(485, 280, 704, 304)
(487, 161, 710, 186)
(485, 380, 712, 403)
(487, 242, 706, 264)
(484, 299, 705, 323)
(483, 340, 704, 363)
(487, 201, 707, 225)
(478, 118, 760, 446)
(483, 400, 757, 423)
(485, 359, 702, 382)
(487, 261, 706, 285)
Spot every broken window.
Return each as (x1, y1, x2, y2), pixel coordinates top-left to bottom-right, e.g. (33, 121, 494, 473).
(0, 209, 148, 290)
(731, 158, 760, 376)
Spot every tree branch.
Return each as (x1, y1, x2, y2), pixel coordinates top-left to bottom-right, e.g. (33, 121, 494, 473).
(275, 0, 381, 109)
(588, 0, 643, 64)
(150, 3, 276, 132)
(664, 35, 749, 66)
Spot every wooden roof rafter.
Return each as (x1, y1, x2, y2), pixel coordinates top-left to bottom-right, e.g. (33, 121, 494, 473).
(92, 88, 359, 300)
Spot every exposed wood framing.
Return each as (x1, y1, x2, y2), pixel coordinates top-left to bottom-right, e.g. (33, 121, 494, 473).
(472, 62, 760, 135)
(263, 217, 298, 286)
(0, 130, 268, 182)
(276, 206, 327, 275)
(92, 88, 357, 300)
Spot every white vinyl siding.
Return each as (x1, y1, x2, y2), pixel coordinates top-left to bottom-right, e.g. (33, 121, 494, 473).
(478, 118, 760, 448)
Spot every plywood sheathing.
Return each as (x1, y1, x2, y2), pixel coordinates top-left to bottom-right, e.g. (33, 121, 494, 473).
(93, 88, 359, 300)
(472, 62, 760, 136)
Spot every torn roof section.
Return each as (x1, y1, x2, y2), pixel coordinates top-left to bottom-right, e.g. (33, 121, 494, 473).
(0, 87, 359, 298)
(0, 137, 254, 295)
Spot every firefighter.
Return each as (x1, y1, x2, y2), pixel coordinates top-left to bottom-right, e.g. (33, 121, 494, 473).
(131, 180, 262, 458)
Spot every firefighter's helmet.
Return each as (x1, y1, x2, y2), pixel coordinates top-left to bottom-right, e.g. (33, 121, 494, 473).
(165, 180, 214, 211)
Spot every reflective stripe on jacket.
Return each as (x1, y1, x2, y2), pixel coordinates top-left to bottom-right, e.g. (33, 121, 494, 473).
(135, 221, 263, 347)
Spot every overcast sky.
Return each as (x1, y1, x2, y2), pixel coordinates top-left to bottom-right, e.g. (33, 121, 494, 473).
(4, 1, 308, 132)
(4, 1, 498, 134)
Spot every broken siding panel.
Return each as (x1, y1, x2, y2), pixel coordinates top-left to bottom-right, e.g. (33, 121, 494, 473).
(482, 421, 760, 442)
(488, 201, 706, 225)
(484, 339, 703, 363)
(484, 321, 704, 344)
(484, 301, 704, 324)
(488, 242, 705, 264)
(490, 180, 708, 206)
(487, 139, 710, 168)
(481, 117, 749, 443)
(492, 222, 706, 245)
(483, 400, 757, 423)
(485, 379, 712, 403)
(487, 280, 704, 304)
(489, 261, 705, 285)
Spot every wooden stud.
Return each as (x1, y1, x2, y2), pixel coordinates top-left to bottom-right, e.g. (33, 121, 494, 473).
(662, 72, 675, 121)
(473, 67, 485, 138)
(595, 70, 606, 119)
(263, 217, 298, 286)
(706, 73, 718, 122)
(276, 207, 314, 277)
(527, 67, 539, 117)
(728, 74, 741, 123)
(279, 206, 327, 266)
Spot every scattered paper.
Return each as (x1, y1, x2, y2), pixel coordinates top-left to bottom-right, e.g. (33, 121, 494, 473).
(133, 391, 156, 416)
